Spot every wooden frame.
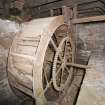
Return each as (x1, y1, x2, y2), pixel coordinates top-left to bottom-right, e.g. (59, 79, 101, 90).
(72, 15, 105, 24)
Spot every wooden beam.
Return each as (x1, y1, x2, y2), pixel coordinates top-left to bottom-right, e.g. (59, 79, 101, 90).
(13, 82, 34, 98)
(73, 4, 78, 18)
(66, 63, 91, 69)
(72, 15, 105, 24)
(30, 0, 62, 7)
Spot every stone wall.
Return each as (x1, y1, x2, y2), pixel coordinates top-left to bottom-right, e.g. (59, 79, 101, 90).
(0, 19, 22, 105)
(76, 22, 105, 105)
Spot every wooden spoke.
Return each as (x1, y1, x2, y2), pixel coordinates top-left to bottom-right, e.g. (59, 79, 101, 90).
(44, 65, 62, 93)
(43, 69, 49, 85)
(50, 38, 57, 51)
(62, 41, 66, 57)
(44, 65, 63, 93)
(55, 65, 62, 77)
(53, 34, 58, 46)
(65, 66, 73, 75)
(65, 66, 69, 72)
(57, 60, 62, 65)
(58, 54, 63, 62)
(44, 80, 52, 93)
(61, 66, 65, 85)
(51, 38, 63, 62)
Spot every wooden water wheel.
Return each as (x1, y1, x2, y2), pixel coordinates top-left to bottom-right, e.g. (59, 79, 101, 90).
(7, 16, 76, 105)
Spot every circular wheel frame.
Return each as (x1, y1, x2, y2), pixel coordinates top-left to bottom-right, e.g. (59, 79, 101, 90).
(42, 24, 75, 103)
(8, 16, 75, 105)
(52, 36, 74, 91)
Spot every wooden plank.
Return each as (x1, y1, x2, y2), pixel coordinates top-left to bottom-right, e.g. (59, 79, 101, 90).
(78, 9, 104, 17)
(78, 8, 105, 14)
(36, 0, 62, 6)
(78, 1, 105, 11)
(31, 0, 99, 7)
(31, 0, 73, 7)
(12, 81, 34, 98)
(27, 0, 61, 7)
(76, 0, 102, 5)
(72, 15, 105, 24)
(78, 12, 102, 18)
(73, 4, 78, 18)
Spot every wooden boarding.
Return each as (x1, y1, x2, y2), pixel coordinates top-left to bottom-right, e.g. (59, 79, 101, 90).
(72, 15, 105, 24)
